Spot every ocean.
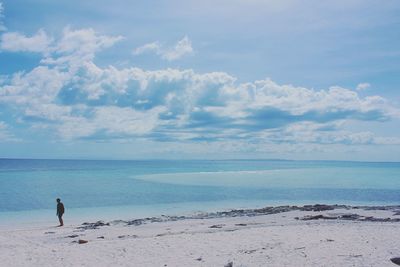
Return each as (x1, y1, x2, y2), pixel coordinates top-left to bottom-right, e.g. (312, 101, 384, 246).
(0, 159, 399, 227)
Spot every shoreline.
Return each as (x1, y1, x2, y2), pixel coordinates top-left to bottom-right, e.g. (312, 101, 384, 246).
(2, 204, 400, 266)
(79, 204, 400, 229)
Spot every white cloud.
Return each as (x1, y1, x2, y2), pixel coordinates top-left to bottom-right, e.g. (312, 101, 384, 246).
(277, 122, 400, 145)
(42, 27, 123, 67)
(0, 29, 52, 53)
(356, 82, 370, 91)
(133, 36, 193, 61)
(57, 106, 165, 140)
(0, 26, 123, 68)
(133, 41, 160, 55)
(0, 26, 399, 148)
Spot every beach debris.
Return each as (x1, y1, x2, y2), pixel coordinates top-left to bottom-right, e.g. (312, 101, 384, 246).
(243, 249, 257, 254)
(300, 204, 336, 212)
(97, 236, 105, 239)
(224, 261, 233, 267)
(72, 239, 89, 244)
(299, 213, 400, 222)
(118, 235, 138, 239)
(300, 215, 336, 220)
(338, 254, 362, 258)
(65, 234, 79, 238)
(340, 214, 361, 220)
(195, 257, 202, 261)
(209, 224, 225, 229)
(77, 221, 110, 230)
(74, 204, 400, 231)
(391, 258, 400, 265)
(44, 231, 55, 234)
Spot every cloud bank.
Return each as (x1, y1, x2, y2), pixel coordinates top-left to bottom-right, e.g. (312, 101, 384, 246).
(133, 36, 193, 61)
(0, 27, 399, 149)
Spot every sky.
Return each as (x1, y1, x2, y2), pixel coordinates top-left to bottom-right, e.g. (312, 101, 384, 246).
(0, 0, 399, 161)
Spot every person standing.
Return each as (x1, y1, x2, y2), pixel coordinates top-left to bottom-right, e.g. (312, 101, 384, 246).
(56, 198, 65, 227)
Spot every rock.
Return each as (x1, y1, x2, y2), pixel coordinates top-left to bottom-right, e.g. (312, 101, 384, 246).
(340, 214, 360, 220)
(224, 261, 233, 267)
(235, 223, 247, 226)
(78, 239, 88, 244)
(300, 204, 335, 212)
(195, 257, 202, 261)
(391, 257, 400, 265)
(97, 236, 105, 239)
(118, 235, 138, 239)
(209, 224, 224, 229)
(300, 215, 325, 221)
(78, 221, 110, 230)
(65, 234, 79, 238)
(127, 219, 146, 226)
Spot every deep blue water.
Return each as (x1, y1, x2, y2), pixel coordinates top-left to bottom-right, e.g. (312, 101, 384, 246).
(0, 159, 399, 223)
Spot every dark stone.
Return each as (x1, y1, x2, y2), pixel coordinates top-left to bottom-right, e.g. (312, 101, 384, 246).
(300, 215, 325, 221)
(209, 224, 224, 229)
(77, 221, 110, 230)
(65, 234, 79, 238)
(224, 261, 233, 267)
(300, 204, 335, 212)
(118, 235, 138, 239)
(78, 239, 88, 244)
(391, 257, 400, 265)
(340, 214, 360, 220)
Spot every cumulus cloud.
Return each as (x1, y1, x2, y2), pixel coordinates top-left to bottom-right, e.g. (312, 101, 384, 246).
(0, 27, 123, 67)
(0, 29, 52, 53)
(41, 27, 123, 67)
(356, 82, 370, 91)
(0, 26, 399, 148)
(133, 36, 193, 61)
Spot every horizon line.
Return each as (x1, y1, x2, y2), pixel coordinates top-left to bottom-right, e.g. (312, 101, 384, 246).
(0, 157, 399, 164)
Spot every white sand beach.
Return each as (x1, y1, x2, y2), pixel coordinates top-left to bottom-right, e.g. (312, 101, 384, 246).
(1, 205, 400, 267)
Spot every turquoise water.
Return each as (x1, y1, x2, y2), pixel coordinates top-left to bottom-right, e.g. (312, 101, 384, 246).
(0, 159, 399, 226)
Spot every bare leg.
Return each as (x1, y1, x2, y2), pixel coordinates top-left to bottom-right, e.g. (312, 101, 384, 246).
(58, 215, 64, 226)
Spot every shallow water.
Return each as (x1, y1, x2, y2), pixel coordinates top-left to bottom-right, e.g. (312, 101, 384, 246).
(0, 159, 399, 226)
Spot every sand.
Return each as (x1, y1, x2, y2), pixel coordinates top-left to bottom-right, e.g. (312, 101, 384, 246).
(1, 205, 400, 267)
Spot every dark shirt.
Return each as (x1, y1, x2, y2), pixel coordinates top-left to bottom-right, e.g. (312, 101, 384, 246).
(57, 202, 65, 216)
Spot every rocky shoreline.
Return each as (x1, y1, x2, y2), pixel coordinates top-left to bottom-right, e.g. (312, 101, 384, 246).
(77, 204, 400, 230)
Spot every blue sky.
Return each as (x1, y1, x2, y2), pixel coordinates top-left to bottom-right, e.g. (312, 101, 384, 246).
(0, 0, 399, 160)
